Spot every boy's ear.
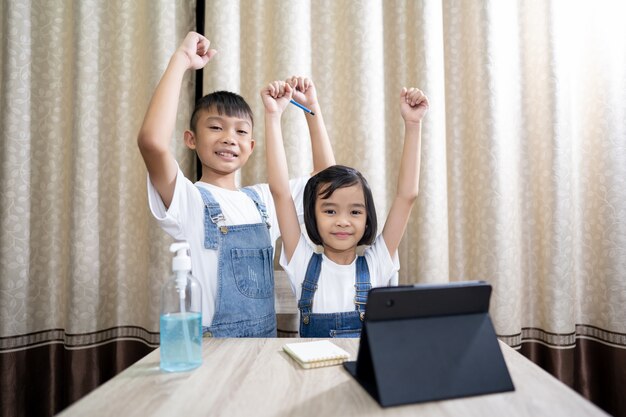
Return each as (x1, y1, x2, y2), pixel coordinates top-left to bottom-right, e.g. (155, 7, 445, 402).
(184, 130, 196, 149)
(250, 138, 255, 151)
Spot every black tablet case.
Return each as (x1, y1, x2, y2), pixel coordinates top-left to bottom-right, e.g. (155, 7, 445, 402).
(343, 281, 514, 407)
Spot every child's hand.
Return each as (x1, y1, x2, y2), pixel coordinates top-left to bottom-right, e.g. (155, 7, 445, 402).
(177, 32, 217, 70)
(260, 80, 294, 115)
(400, 87, 429, 124)
(286, 76, 318, 109)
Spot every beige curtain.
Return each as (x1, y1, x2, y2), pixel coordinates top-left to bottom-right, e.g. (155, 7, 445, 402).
(0, 1, 197, 416)
(203, 1, 626, 415)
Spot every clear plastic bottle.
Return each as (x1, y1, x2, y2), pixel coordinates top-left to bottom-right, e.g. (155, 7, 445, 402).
(160, 242, 203, 372)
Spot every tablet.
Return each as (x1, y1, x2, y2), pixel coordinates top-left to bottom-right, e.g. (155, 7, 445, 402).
(343, 281, 514, 407)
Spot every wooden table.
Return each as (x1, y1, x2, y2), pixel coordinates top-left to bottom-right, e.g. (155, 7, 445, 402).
(58, 338, 608, 417)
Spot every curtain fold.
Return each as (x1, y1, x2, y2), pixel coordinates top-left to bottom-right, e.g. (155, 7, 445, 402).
(1, 1, 197, 416)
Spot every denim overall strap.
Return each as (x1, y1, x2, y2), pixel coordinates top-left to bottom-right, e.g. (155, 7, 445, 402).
(196, 186, 224, 250)
(196, 185, 277, 337)
(354, 256, 371, 320)
(298, 254, 372, 338)
(240, 187, 270, 227)
(298, 253, 322, 325)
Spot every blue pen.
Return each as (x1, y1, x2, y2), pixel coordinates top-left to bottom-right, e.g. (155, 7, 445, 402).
(290, 99, 315, 116)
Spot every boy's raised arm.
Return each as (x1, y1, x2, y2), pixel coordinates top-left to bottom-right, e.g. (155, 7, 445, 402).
(286, 76, 336, 174)
(261, 81, 302, 263)
(382, 87, 429, 256)
(137, 32, 216, 208)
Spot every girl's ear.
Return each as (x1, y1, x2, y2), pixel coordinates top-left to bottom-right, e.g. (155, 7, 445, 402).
(184, 130, 196, 149)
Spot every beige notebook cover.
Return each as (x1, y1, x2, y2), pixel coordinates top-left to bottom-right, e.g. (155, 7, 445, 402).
(283, 340, 350, 369)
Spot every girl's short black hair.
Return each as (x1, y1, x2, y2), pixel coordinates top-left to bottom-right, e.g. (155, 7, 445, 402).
(190, 91, 254, 132)
(303, 165, 377, 246)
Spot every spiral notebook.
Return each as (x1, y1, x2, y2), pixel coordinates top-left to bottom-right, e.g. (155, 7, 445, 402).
(283, 340, 350, 369)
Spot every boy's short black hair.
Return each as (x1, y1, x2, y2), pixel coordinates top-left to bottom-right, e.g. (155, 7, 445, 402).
(303, 165, 378, 246)
(190, 91, 254, 132)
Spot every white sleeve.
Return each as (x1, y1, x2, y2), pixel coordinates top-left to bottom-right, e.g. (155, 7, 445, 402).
(364, 234, 400, 287)
(146, 166, 203, 241)
(279, 234, 316, 298)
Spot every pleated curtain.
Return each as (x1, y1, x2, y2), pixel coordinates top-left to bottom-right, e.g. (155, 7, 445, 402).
(0, 1, 197, 416)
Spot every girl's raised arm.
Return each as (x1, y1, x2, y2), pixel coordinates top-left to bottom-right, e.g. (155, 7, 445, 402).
(286, 76, 336, 174)
(382, 88, 429, 256)
(260, 81, 302, 263)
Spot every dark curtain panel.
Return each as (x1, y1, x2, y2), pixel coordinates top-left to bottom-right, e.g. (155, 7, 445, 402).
(0, 328, 157, 417)
(519, 340, 626, 417)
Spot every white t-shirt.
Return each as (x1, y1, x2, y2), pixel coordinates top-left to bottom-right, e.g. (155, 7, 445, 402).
(280, 234, 399, 314)
(147, 166, 308, 327)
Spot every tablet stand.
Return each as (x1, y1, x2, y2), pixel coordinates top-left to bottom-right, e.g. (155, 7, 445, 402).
(344, 282, 514, 407)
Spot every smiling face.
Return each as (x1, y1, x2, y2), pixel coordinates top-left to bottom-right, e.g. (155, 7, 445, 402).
(186, 107, 255, 188)
(314, 183, 368, 263)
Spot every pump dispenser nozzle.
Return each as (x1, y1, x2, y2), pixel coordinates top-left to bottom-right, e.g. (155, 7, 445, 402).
(170, 242, 191, 299)
(170, 242, 192, 272)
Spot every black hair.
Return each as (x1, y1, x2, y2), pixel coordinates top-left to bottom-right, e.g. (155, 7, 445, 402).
(303, 165, 377, 246)
(190, 91, 254, 132)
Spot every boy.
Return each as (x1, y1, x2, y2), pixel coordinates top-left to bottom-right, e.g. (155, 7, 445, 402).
(137, 32, 334, 337)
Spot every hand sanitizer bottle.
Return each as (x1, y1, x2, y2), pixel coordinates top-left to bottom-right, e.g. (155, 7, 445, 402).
(160, 242, 202, 372)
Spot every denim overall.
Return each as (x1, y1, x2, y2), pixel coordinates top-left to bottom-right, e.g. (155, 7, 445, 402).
(298, 253, 371, 338)
(197, 186, 277, 337)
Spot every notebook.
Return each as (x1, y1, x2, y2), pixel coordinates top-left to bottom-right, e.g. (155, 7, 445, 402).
(283, 340, 350, 369)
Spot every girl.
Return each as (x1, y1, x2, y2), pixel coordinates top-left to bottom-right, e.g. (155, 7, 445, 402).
(261, 80, 429, 337)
